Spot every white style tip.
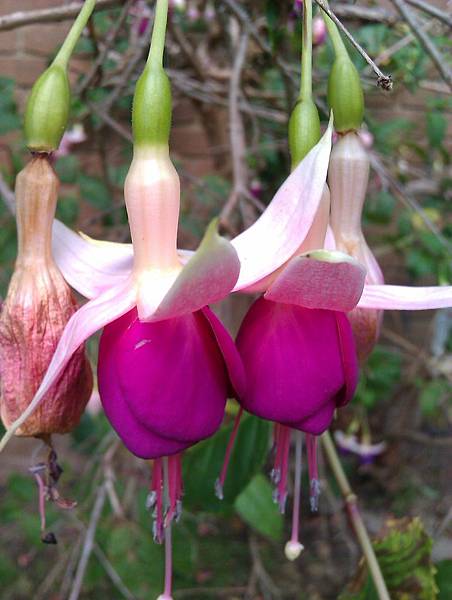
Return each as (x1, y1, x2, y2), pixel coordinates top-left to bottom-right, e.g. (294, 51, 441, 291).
(284, 540, 304, 561)
(157, 595, 174, 600)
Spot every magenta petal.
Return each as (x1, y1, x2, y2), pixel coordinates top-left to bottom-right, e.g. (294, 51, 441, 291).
(98, 308, 228, 448)
(236, 298, 356, 433)
(264, 251, 366, 312)
(201, 306, 246, 399)
(334, 311, 359, 406)
(292, 401, 335, 436)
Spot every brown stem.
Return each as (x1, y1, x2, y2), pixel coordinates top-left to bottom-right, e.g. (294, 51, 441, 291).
(321, 430, 391, 600)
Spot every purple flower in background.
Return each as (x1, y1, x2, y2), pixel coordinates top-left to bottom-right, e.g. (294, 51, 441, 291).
(312, 15, 327, 46)
(130, 0, 152, 37)
(334, 430, 386, 465)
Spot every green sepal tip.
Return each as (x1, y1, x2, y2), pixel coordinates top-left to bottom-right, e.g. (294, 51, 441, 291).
(288, 98, 321, 169)
(132, 65, 172, 148)
(24, 64, 70, 152)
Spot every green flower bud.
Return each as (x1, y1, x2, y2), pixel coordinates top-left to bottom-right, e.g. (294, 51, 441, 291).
(132, 65, 172, 148)
(288, 98, 321, 169)
(327, 56, 364, 133)
(24, 64, 70, 152)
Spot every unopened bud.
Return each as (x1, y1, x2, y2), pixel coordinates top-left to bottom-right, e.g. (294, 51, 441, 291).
(24, 64, 70, 152)
(289, 98, 321, 168)
(328, 56, 364, 132)
(312, 16, 327, 46)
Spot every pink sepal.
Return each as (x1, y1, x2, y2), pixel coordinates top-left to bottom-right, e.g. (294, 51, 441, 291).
(231, 120, 333, 291)
(264, 250, 366, 312)
(358, 284, 452, 310)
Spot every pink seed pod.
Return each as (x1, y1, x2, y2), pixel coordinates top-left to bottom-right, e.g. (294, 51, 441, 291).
(0, 156, 92, 437)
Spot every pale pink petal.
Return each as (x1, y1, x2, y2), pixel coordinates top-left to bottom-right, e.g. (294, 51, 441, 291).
(0, 280, 136, 453)
(231, 118, 333, 291)
(52, 220, 132, 298)
(145, 220, 240, 321)
(358, 284, 452, 310)
(53, 220, 194, 299)
(201, 307, 246, 398)
(324, 225, 336, 251)
(264, 250, 366, 312)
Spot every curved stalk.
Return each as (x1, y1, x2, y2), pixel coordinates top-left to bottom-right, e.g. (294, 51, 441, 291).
(53, 0, 97, 69)
(300, 0, 313, 101)
(148, 0, 169, 67)
(321, 431, 390, 600)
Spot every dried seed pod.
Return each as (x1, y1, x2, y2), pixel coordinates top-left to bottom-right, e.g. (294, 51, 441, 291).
(0, 156, 92, 437)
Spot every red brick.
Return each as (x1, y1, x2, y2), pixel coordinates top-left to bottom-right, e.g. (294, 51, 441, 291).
(20, 24, 66, 56)
(0, 55, 48, 86)
(0, 30, 17, 54)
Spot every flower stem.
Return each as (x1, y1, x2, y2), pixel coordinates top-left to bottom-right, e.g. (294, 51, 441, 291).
(148, 0, 169, 67)
(300, 0, 313, 101)
(53, 0, 97, 69)
(321, 430, 390, 600)
(320, 0, 348, 60)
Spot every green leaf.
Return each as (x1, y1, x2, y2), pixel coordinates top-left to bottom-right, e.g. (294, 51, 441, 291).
(436, 560, 452, 599)
(340, 517, 437, 600)
(0, 77, 20, 135)
(426, 111, 446, 149)
(78, 174, 111, 210)
(183, 413, 270, 512)
(55, 155, 80, 184)
(56, 195, 79, 225)
(234, 474, 282, 541)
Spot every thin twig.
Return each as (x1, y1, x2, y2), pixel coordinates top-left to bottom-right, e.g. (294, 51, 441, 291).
(333, 3, 399, 25)
(68, 483, 107, 600)
(248, 534, 282, 600)
(76, 0, 134, 96)
(369, 153, 452, 253)
(391, 0, 452, 90)
(0, 172, 15, 214)
(0, 0, 121, 32)
(220, 28, 250, 226)
(405, 0, 452, 28)
(93, 544, 137, 600)
(220, 0, 298, 87)
(314, 0, 393, 90)
(321, 431, 391, 600)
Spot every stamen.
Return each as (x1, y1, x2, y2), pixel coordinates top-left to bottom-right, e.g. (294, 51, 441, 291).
(215, 408, 243, 500)
(306, 434, 320, 512)
(151, 459, 164, 543)
(271, 425, 291, 513)
(285, 430, 304, 561)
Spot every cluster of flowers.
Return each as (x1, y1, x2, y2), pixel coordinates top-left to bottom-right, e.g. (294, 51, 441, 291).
(1, 1, 451, 598)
